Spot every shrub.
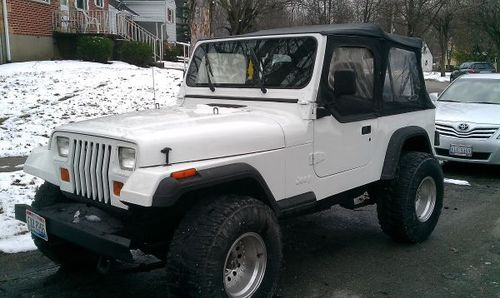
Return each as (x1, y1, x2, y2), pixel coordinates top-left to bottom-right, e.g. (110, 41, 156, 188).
(119, 41, 153, 67)
(164, 46, 182, 62)
(76, 36, 113, 63)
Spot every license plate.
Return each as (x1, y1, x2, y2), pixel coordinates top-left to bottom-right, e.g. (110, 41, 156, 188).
(26, 210, 48, 241)
(449, 144, 473, 157)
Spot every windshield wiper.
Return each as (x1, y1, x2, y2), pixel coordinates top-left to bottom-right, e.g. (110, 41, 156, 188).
(438, 99, 459, 102)
(249, 48, 267, 94)
(204, 56, 215, 92)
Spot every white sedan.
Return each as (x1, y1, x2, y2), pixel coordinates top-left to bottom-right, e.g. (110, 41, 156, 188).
(431, 74, 500, 165)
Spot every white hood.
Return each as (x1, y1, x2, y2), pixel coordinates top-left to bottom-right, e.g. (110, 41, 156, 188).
(436, 101, 500, 125)
(56, 104, 288, 167)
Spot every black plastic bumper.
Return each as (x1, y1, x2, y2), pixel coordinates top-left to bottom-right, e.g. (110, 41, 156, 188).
(15, 203, 133, 262)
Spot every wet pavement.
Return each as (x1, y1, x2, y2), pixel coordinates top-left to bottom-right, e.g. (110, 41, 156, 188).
(0, 162, 499, 297)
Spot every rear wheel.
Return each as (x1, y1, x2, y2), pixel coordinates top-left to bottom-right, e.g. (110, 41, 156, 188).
(373, 152, 444, 243)
(31, 182, 98, 270)
(166, 195, 282, 297)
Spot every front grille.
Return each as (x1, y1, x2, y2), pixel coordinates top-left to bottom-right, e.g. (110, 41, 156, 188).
(435, 148, 491, 160)
(71, 139, 112, 204)
(436, 123, 498, 139)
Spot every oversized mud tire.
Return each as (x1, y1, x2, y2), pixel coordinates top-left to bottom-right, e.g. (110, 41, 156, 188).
(373, 152, 444, 243)
(166, 195, 282, 298)
(31, 182, 98, 270)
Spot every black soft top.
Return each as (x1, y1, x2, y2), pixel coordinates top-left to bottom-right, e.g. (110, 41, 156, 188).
(240, 23, 422, 49)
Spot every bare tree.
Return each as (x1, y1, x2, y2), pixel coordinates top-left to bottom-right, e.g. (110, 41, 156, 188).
(475, 0, 500, 69)
(352, 0, 383, 23)
(396, 0, 446, 37)
(190, 0, 214, 46)
(432, 0, 462, 76)
(214, 0, 286, 35)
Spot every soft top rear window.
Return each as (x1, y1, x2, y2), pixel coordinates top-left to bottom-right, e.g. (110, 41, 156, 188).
(186, 37, 317, 89)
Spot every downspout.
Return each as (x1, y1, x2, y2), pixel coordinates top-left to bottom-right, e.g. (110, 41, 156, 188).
(1, 0, 11, 62)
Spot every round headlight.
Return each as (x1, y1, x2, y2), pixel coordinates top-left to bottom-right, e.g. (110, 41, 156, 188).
(118, 147, 136, 170)
(56, 137, 70, 157)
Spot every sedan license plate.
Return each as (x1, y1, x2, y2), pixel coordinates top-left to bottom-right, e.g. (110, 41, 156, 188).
(449, 144, 473, 157)
(26, 210, 48, 241)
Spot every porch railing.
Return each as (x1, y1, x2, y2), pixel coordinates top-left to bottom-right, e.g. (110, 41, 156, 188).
(53, 10, 162, 61)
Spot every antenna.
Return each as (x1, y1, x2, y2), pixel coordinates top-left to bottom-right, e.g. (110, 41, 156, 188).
(152, 67, 159, 109)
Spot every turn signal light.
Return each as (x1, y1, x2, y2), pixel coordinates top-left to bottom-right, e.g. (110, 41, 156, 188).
(113, 181, 124, 196)
(171, 168, 197, 179)
(60, 168, 70, 182)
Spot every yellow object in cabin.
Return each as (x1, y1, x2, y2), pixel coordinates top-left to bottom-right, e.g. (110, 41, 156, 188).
(248, 60, 254, 80)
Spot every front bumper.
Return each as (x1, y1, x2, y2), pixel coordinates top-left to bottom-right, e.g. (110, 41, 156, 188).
(15, 203, 133, 262)
(435, 135, 500, 165)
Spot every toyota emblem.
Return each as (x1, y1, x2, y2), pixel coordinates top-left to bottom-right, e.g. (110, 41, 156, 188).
(458, 123, 469, 131)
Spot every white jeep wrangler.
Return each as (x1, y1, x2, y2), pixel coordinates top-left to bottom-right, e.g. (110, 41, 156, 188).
(16, 24, 443, 297)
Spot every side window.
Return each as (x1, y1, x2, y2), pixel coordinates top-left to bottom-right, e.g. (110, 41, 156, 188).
(383, 48, 422, 110)
(328, 47, 375, 117)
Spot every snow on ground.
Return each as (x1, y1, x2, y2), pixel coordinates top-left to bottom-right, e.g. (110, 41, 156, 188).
(424, 71, 451, 83)
(444, 178, 471, 186)
(0, 60, 183, 158)
(0, 171, 42, 253)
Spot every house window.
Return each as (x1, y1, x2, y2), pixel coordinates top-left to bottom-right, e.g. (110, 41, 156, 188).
(167, 8, 174, 23)
(32, 0, 50, 4)
(75, 0, 88, 10)
(95, 0, 103, 8)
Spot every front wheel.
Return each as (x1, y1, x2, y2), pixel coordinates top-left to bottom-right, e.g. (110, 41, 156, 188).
(166, 195, 282, 298)
(373, 152, 444, 243)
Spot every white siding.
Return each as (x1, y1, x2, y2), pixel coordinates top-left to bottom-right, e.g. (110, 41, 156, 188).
(422, 42, 433, 72)
(123, 0, 176, 42)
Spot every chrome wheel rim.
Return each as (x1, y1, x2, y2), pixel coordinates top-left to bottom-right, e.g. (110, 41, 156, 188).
(223, 232, 267, 298)
(415, 176, 437, 222)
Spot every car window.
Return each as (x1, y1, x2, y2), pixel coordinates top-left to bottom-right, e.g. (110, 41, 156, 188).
(474, 63, 494, 70)
(439, 79, 500, 104)
(460, 62, 471, 69)
(383, 48, 423, 111)
(327, 47, 375, 117)
(186, 37, 317, 89)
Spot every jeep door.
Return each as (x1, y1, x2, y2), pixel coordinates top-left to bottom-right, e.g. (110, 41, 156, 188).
(313, 37, 382, 177)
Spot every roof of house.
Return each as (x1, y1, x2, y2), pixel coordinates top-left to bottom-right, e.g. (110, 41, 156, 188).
(241, 23, 422, 49)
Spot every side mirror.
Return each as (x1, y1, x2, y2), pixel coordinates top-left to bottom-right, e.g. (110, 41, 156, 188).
(429, 92, 439, 103)
(333, 70, 356, 96)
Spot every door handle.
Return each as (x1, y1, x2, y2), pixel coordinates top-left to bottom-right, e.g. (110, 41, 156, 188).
(362, 125, 371, 135)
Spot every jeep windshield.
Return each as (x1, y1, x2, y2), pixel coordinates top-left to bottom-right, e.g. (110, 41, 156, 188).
(186, 37, 317, 90)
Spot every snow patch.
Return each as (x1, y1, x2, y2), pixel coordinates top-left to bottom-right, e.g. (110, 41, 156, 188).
(0, 60, 183, 158)
(444, 178, 471, 186)
(424, 71, 451, 83)
(0, 171, 42, 253)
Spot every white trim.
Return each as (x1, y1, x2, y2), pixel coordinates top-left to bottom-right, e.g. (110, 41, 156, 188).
(94, 0, 104, 8)
(31, 0, 51, 4)
(166, 7, 174, 24)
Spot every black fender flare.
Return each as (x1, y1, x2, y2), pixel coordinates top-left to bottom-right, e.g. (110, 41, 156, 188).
(381, 126, 433, 180)
(151, 163, 280, 211)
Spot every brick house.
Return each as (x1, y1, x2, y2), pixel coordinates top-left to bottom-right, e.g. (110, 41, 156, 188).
(0, 0, 109, 63)
(0, 0, 177, 63)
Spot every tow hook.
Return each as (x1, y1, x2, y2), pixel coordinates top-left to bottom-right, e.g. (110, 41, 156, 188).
(96, 256, 112, 274)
